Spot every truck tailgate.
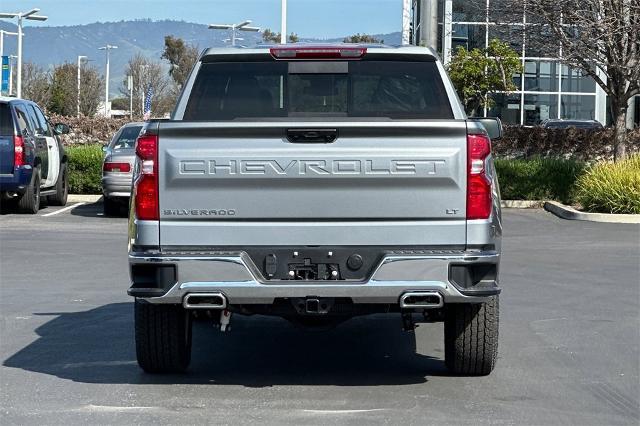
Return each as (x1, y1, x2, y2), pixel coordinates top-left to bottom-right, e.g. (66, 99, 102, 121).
(158, 121, 467, 247)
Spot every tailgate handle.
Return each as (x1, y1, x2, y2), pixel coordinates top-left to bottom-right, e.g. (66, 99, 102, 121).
(286, 129, 337, 143)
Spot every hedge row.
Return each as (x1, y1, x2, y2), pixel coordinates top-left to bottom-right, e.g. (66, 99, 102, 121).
(66, 144, 103, 194)
(494, 158, 586, 205)
(65, 145, 639, 214)
(494, 126, 640, 161)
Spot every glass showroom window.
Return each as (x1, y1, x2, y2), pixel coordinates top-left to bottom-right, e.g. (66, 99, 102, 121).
(523, 94, 558, 125)
(451, 23, 486, 51)
(524, 60, 559, 92)
(488, 93, 521, 124)
(561, 66, 596, 93)
(440, 0, 604, 124)
(561, 95, 596, 120)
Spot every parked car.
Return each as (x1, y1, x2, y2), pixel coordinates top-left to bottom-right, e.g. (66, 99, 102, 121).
(542, 119, 604, 130)
(102, 122, 143, 216)
(0, 97, 69, 213)
(128, 45, 503, 376)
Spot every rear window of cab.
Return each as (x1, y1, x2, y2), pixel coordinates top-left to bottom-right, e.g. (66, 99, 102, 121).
(184, 61, 453, 120)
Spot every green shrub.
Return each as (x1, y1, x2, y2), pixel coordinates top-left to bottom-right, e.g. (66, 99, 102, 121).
(495, 158, 586, 204)
(575, 156, 640, 214)
(66, 144, 104, 194)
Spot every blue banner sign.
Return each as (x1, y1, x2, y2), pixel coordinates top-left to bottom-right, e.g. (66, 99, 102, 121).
(1, 56, 9, 95)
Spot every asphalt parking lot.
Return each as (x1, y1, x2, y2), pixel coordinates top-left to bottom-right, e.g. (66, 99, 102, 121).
(0, 204, 638, 425)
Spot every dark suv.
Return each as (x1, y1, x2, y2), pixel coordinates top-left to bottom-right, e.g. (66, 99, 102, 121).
(0, 97, 70, 213)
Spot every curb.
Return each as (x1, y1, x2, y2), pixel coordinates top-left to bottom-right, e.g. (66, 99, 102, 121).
(68, 194, 103, 203)
(544, 201, 640, 224)
(501, 200, 543, 209)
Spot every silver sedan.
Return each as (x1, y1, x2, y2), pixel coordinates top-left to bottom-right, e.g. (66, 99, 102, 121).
(102, 122, 143, 216)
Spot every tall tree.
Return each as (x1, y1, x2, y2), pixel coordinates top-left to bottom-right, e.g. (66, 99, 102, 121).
(343, 34, 383, 43)
(528, 0, 639, 160)
(21, 62, 51, 107)
(120, 53, 175, 118)
(262, 29, 299, 43)
(47, 63, 103, 116)
(161, 35, 199, 89)
(78, 65, 104, 116)
(447, 39, 523, 116)
(479, 0, 640, 160)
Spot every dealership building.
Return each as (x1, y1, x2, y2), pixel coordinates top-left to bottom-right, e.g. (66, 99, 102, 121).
(410, 0, 639, 127)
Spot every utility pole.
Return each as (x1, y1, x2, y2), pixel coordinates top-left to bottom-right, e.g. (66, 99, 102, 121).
(8, 55, 17, 96)
(209, 20, 260, 47)
(418, 0, 438, 49)
(0, 9, 48, 98)
(140, 64, 149, 119)
(281, 0, 287, 44)
(98, 44, 117, 116)
(128, 75, 133, 120)
(77, 55, 87, 117)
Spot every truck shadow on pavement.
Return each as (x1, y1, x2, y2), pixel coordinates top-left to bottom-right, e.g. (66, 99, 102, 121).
(3, 303, 447, 386)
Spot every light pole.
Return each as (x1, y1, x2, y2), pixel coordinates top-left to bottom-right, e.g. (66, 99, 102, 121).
(208, 20, 260, 46)
(98, 44, 117, 116)
(140, 64, 149, 119)
(0, 29, 19, 58)
(8, 55, 17, 96)
(281, 0, 287, 44)
(0, 9, 48, 99)
(76, 55, 88, 117)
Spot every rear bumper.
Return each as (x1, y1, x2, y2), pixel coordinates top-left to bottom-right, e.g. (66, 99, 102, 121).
(0, 166, 33, 194)
(128, 250, 500, 305)
(102, 174, 132, 198)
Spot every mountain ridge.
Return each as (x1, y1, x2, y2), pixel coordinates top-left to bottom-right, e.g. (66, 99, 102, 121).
(0, 19, 401, 95)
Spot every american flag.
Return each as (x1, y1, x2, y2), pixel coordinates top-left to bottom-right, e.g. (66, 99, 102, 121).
(143, 85, 153, 120)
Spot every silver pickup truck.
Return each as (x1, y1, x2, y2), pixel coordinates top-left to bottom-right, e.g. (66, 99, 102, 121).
(128, 45, 503, 376)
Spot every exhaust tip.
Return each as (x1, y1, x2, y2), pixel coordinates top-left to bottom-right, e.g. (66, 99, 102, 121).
(400, 292, 443, 309)
(183, 292, 227, 309)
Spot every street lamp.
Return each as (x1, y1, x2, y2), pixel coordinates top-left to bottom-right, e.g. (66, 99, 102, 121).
(8, 55, 17, 96)
(0, 8, 48, 99)
(208, 20, 260, 46)
(77, 55, 88, 117)
(281, 0, 287, 44)
(98, 44, 117, 116)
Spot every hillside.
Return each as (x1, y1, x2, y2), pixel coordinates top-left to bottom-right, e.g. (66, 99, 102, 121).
(0, 19, 401, 95)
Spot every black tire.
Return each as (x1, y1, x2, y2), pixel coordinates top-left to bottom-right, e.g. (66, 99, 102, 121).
(135, 300, 192, 373)
(17, 167, 41, 214)
(444, 296, 499, 376)
(48, 163, 69, 206)
(103, 196, 119, 216)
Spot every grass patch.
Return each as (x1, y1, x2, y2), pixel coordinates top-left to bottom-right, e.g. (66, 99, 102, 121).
(575, 156, 640, 214)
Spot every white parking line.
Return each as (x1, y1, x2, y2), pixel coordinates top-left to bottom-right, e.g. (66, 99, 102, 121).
(41, 202, 85, 217)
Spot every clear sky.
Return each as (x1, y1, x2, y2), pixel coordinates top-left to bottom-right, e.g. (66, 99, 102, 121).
(0, 0, 404, 38)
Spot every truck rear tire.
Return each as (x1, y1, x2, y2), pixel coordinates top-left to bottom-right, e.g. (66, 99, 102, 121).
(134, 300, 192, 373)
(17, 167, 40, 214)
(48, 163, 68, 206)
(444, 296, 499, 376)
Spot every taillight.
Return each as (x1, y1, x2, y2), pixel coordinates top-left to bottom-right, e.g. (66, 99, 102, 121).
(133, 133, 159, 220)
(467, 134, 492, 220)
(103, 162, 131, 173)
(270, 47, 367, 60)
(14, 135, 24, 167)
